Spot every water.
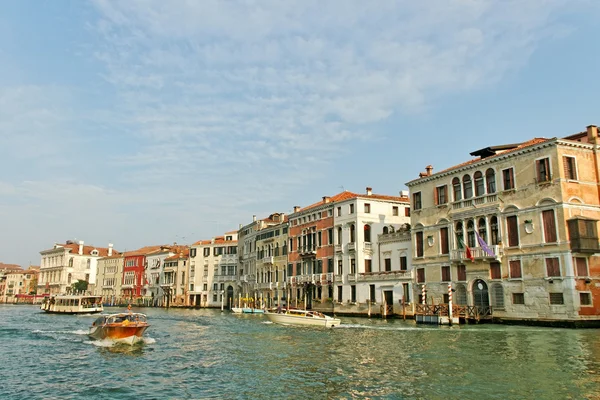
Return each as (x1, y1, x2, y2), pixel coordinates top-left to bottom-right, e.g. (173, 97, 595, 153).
(1, 305, 599, 400)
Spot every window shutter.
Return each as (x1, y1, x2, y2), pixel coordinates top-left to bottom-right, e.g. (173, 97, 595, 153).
(542, 210, 557, 243)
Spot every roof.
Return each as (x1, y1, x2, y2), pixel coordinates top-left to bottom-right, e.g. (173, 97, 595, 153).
(123, 245, 165, 257)
(0, 262, 22, 271)
(193, 237, 238, 246)
(408, 137, 552, 184)
(296, 190, 409, 213)
(44, 243, 120, 258)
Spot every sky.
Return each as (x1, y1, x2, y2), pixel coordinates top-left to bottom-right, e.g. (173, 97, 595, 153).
(1, 0, 599, 267)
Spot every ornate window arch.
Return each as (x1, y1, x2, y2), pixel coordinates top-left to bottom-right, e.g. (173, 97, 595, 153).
(474, 171, 485, 197)
(453, 177, 462, 201)
(486, 168, 496, 194)
(463, 175, 473, 199)
(364, 224, 371, 242)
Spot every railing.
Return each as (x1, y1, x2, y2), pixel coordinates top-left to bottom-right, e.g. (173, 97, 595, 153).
(240, 274, 256, 284)
(415, 304, 493, 320)
(452, 193, 499, 210)
(214, 274, 237, 282)
(334, 244, 342, 253)
(298, 245, 317, 256)
(364, 242, 372, 252)
(262, 256, 274, 264)
(357, 270, 411, 281)
(570, 238, 600, 253)
(287, 273, 334, 285)
(450, 245, 503, 261)
(348, 242, 356, 252)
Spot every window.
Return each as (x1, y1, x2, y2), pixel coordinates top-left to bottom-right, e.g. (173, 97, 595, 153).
(364, 225, 371, 242)
(413, 192, 422, 210)
(545, 258, 561, 277)
(369, 285, 376, 303)
(204, 247, 210, 257)
(513, 293, 525, 305)
(441, 266, 451, 282)
(351, 285, 356, 303)
(452, 177, 462, 201)
(542, 210, 557, 243)
(328, 229, 333, 245)
(436, 185, 448, 205)
(463, 175, 473, 199)
(467, 220, 476, 248)
(490, 216, 500, 245)
(350, 224, 356, 243)
(563, 156, 577, 180)
(337, 260, 342, 275)
(384, 258, 391, 272)
(474, 171, 485, 197)
(364, 203, 371, 213)
(403, 283, 410, 303)
(337, 286, 343, 302)
(455, 284, 467, 304)
(415, 232, 424, 257)
(350, 258, 356, 274)
(405, 207, 411, 217)
(507, 216, 519, 247)
(536, 158, 551, 183)
(364, 259, 372, 273)
(509, 260, 522, 279)
(349, 204, 354, 214)
(337, 207, 341, 216)
(575, 257, 588, 277)
(440, 227, 449, 255)
(580, 292, 592, 306)
(457, 265, 466, 281)
(392, 206, 399, 216)
(502, 168, 515, 190)
(417, 268, 425, 283)
(490, 262, 501, 280)
(549, 292, 564, 305)
(400, 256, 407, 271)
(491, 283, 504, 309)
(486, 168, 496, 194)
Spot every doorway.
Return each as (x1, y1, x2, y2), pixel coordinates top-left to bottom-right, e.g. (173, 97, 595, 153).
(472, 279, 489, 308)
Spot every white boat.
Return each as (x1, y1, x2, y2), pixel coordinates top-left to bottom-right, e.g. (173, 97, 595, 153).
(264, 309, 341, 328)
(231, 307, 264, 314)
(89, 312, 150, 345)
(40, 294, 103, 314)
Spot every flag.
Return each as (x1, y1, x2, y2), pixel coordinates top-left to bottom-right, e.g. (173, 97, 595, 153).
(458, 237, 474, 262)
(475, 231, 496, 258)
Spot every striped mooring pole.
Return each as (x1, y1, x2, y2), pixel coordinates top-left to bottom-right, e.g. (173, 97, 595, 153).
(448, 282, 453, 326)
(421, 284, 426, 306)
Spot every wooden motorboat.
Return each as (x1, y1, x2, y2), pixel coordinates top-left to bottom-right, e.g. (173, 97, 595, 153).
(89, 313, 150, 345)
(40, 294, 103, 314)
(264, 309, 341, 328)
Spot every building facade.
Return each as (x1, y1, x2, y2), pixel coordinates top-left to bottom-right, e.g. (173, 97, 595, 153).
(406, 125, 600, 325)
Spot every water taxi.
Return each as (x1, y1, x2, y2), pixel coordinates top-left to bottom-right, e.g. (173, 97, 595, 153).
(89, 312, 150, 345)
(264, 309, 341, 328)
(40, 294, 103, 314)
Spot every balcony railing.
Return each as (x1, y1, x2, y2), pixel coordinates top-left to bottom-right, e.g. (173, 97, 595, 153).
(298, 245, 317, 256)
(240, 274, 256, 284)
(214, 274, 237, 282)
(357, 270, 411, 281)
(334, 244, 342, 253)
(364, 242, 372, 252)
(262, 256, 274, 265)
(348, 242, 356, 252)
(452, 194, 498, 210)
(450, 245, 503, 262)
(570, 238, 600, 253)
(287, 273, 334, 285)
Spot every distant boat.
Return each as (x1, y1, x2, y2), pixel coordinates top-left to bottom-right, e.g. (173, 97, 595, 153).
(40, 294, 103, 314)
(264, 309, 341, 328)
(231, 307, 264, 314)
(89, 313, 150, 345)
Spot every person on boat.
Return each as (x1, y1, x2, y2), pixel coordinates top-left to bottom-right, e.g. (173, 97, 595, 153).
(127, 304, 132, 314)
(276, 304, 282, 313)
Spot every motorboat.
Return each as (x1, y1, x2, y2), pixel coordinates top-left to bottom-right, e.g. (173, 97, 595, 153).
(40, 294, 103, 314)
(89, 312, 150, 345)
(264, 309, 341, 328)
(231, 307, 264, 314)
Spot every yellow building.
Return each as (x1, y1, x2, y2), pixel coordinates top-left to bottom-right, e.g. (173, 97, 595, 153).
(406, 125, 600, 326)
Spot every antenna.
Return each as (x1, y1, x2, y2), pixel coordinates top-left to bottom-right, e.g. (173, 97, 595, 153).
(339, 186, 345, 192)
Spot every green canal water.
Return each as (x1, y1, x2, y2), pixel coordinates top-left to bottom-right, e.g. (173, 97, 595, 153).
(1, 305, 599, 399)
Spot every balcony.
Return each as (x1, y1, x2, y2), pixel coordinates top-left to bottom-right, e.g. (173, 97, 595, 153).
(347, 242, 356, 252)
(214, 274, 237, 283)
(334, 244, 342, 253)
(452, 194, 498, 210)
(298, 245, 317, 257)
(570, 238, 600, 254)
(262, 256, 274, 265)
(287, 273, 334, 286)
(357, 270, 412, 282)
(450, 245, 503, 262)
(363, 242, 373, 254)
(241, 274, 256, 284)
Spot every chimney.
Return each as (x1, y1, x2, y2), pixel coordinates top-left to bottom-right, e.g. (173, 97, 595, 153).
(399, 190, 409, 198)
(322, 196, 331, 203)
(425, 165, 433, 176)
(366, 187, 372, 196)
(252, 215, 257, 222)
(78, 240, 84, 255)
(108, 243, 113, 257)
(587, 125, 598, 144)
(293, 206, 300, 213)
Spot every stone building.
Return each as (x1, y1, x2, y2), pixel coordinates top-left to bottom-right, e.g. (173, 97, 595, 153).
(406, 125, 600, 326)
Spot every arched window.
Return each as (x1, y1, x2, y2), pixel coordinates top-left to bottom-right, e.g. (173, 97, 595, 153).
(463, 175, 473, 199)
(86, 259, 91, 269)
(491, 283, 504, 309)
(67, 273, 72, 284)
(490, 216, 499, 245)
(455, 284, 467, 305)
(467, 220, 476, 248)
(350, 224, 356, 243)
(275, 243, 279, 257)
(452, 177, 462, 201)
(364, 225, 371, 242)
(68, 258, 73, 268)
(383, 226, 389, 234)
(486, 168, 496, 194)
(337, 227, 342, 245)
(478, 218, 487, 243)
(455, 222, 464, 248)
(474, 171, 485, 197)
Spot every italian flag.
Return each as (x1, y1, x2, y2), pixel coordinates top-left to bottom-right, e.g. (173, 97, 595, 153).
(459, 238, 475, 262)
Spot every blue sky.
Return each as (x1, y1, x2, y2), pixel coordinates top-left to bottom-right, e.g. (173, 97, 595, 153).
(1, 0, 599, 267)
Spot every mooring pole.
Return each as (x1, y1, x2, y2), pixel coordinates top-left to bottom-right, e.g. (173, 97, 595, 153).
(448, 282, 453, 326)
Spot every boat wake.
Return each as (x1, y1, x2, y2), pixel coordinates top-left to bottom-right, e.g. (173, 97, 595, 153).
(86, 336, 156, 348)
(32, 329, 88, 335)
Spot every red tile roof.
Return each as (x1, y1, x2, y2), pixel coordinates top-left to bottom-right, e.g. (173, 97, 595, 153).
(296, 190, 409, 213)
